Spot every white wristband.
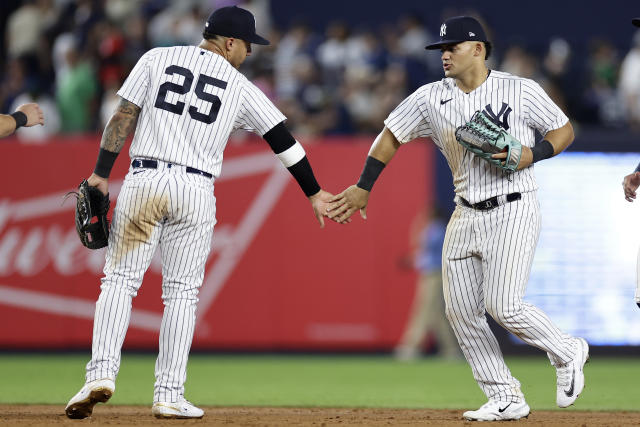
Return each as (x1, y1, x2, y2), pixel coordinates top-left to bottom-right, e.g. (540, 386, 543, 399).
(276, 141, 305, 168)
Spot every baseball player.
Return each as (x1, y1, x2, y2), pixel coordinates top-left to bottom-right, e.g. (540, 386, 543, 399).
(0, 103, 44, 138)
(65, 6, 334, 420)
(622, 17, 640, 309)
(328, 16, 588, 421)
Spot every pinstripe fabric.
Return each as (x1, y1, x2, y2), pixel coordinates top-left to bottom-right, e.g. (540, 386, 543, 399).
(443, 192, 574, 402)
(384, 70, 568, 205)
(85, 45, 289, 404)
(117, 46, 285, 178)
(385, 70, 576, 403)
(86, 166, 216, 403)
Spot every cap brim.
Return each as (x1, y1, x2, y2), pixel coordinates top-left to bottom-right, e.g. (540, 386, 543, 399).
(633, 18, 640, 27)
(247, 34, 270, 45)
(425, 40, 466, 50)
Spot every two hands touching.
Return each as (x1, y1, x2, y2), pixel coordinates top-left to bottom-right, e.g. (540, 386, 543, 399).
(309, 185, 370, 228)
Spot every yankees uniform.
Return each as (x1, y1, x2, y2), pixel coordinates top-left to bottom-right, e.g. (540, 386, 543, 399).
(380, 16, 588, 419)
(66, 6, 326, 420)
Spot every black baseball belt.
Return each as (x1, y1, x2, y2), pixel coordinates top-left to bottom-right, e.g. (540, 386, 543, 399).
(131, 159, 212, 179)
(460, 192, 521, 210)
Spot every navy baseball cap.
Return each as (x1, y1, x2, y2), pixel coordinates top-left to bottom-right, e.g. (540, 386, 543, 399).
(204, 6, 269, 45)
(425, 16, 488, 50)
(633, 18, 640, 27)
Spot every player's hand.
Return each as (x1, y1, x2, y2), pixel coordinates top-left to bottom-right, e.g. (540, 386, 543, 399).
(308, 189, 339, 228)
(16, 103, 44, 127)
(491, 146, 533, 170)
(87, 173, 109, 196)
(326, 185, 369, 223)
(622, 172, 640, 202)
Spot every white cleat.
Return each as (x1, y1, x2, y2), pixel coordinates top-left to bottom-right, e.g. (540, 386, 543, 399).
(556, 337, 589, 408)
(463, 399, 530, 421)
(152, 399, 204, 419)
(65, 378, 115, 419)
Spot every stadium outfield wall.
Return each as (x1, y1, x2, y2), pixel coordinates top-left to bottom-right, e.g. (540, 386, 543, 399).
(0, 136, 432, 351)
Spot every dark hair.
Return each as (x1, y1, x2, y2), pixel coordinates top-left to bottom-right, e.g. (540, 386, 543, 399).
(484, 41, 492, 60)
(202, 31, 222, 41)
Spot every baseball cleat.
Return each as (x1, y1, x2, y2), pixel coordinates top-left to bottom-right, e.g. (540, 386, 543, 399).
(556, 337, 589, 408)
(152, 399, 204, 419)
(65, 378, 115, 419)
(463, 399, 530, 421)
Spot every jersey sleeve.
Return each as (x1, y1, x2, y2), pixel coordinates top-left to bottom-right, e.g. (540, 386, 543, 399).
(117, 49, 155, 108)
(234, 79, 286, 136)
(521, 79, 568, 135)
(383, 89, 432, 144)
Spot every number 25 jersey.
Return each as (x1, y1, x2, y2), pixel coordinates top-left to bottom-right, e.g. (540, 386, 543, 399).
(117, 46, 286, 179)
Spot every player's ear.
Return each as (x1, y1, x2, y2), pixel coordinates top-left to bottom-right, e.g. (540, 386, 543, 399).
(474, 42, 483, 57)
(226, 37, 235, 52)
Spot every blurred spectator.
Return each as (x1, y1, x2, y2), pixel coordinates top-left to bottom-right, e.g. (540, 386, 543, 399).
(541, 38, 572, 114)
(5, 0, 57, 58)
(582, 39, 623, 126)
(619, 31, 640, 127)
(394, 205, 462, 361)
(273, 21, 317, 99)
(2, 1, 640, 138)
(55, 37, 97, 133)
(500, 45, 539, 79)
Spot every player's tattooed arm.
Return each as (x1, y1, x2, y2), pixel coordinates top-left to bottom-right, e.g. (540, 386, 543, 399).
(101, 98, 141, 153)
(88, 98, 141, 192)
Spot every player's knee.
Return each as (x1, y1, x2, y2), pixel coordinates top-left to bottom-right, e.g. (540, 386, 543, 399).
(161, 282, 199, 302)
(100, 276, 141, 297)
(485, 301, 521, 326)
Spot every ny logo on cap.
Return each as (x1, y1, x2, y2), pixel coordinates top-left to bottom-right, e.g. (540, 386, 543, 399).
(440, 24, 447, 37)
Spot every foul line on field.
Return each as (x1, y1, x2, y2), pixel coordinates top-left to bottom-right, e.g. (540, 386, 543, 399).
(0, 284, 162, 331)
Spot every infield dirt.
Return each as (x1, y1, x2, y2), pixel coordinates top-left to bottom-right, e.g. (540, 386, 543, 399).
(2, 405, 638, 426)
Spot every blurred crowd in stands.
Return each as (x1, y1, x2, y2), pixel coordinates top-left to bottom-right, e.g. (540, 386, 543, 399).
(3, 0, 640, 142)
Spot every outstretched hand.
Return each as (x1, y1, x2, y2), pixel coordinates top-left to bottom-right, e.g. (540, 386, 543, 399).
(623, 172, 640, 202)
(16, 103, 44, 127)
(309, 189, 339, 228)
(326, 185, 369, 223)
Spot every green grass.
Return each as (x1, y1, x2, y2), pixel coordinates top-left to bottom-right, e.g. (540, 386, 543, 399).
(0, 354, 638, 411)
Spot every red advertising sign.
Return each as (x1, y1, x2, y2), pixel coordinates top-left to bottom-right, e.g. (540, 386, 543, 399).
(0, 136, 432, 350)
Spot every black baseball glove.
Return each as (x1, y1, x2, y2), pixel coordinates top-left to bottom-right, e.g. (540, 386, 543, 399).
(72, 179, 110, 249)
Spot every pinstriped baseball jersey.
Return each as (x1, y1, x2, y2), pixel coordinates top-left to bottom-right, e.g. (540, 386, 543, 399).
(384, 70, 568, 204)
(117, 46, 286, 178)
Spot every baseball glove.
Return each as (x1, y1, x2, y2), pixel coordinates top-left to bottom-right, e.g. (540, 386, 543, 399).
(455, 110, 522, 172)
(71, 180, 110, 249)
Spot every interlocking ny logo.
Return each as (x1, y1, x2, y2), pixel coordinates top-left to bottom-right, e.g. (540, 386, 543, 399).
(483, 102, 512, 130)
(440, 24, 447, 37)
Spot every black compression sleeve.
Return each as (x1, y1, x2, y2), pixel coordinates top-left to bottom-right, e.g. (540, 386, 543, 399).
(287, 157, 321, 197)
(356, 156, 386, 191)
(93, 148, 119, 178)
(263, 122, 320, 197)
(530, 139, 554, 163)
(263, 121, 295, 153)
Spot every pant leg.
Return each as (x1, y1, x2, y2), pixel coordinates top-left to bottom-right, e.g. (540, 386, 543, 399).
(396, 273, 431, 351)
(481, 192, 574, 367)
(426, 271, 462, 359)
(86, 172, 167, 382)
(443, 206, 523, 403)
(154, 172, 216, 403)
